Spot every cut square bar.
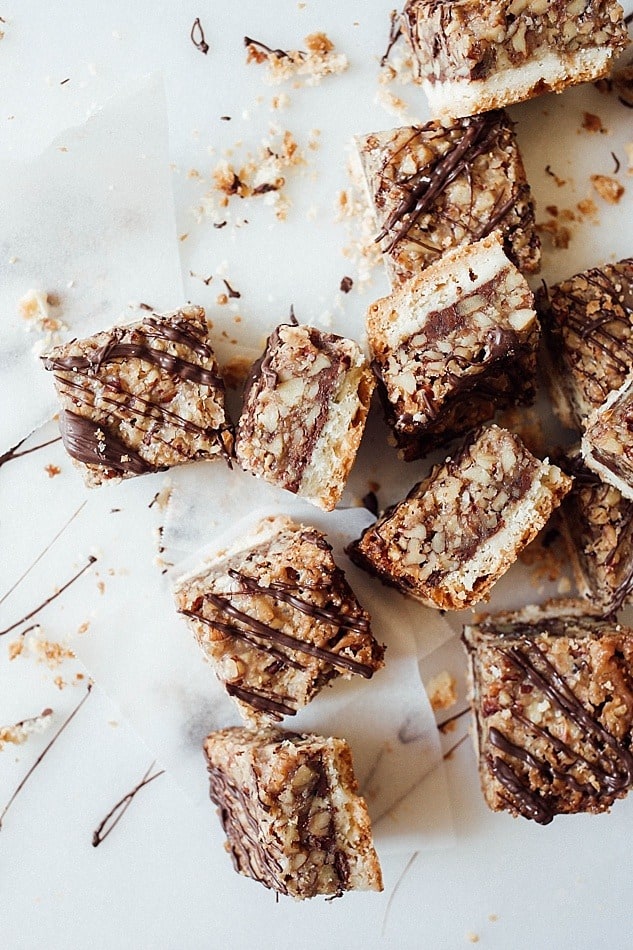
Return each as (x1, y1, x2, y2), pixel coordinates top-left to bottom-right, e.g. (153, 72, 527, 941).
(42, 306, 232, 487)
(463, 601, 633, 824)
(355, 110, 540, 287)
(173, 516, 384, 723)
(538, 258, 633, 431)
(347, 425, 571, 610)
(557, 448, 633, 613)
(367, 235, 539, 460)
(582, 374, 633, 500)
(402, 0, 629, 120)
(203, 726, 383, 899)
(235, 322, 375, 511)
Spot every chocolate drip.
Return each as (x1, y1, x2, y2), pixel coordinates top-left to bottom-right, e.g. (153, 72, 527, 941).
(228, 569, 370, 633)
(375, 112, 510, 253)
(200, 592, 376, 678)
(179, 608, 305, 671)
(143, 316, 214, 360)
(59, 409, 156, 475)
(225, 683, 296, 719)
(45, 339, 222, 389)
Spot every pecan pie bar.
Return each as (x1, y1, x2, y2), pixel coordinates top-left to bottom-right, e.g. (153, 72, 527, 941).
(538, 258, 633, 431)
(403, 0, 629, 120)
(203, 726, 383, 899)
(367, 235, 539, 460)
(356, 110, 540, 287)
(582, 375, 633, 500)
(557, 448, 633, 613)
(235, 323, 374, 511)
(347, 425, 571, 610)
(42, 306, 232, 486)
(173, 516, 384, 723)
(463, 601, 633, 824)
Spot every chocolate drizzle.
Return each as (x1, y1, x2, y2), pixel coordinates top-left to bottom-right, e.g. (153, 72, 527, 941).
(92, 762, 165, 847)
(488, 639, 633, 824)
(374, 112, 515, 253)
(228, 569, 370, 634)
(59, 409, 157, 475)
(196, 590, 377, 678)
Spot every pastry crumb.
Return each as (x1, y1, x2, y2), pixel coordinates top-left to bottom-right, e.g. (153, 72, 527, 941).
(245, 32, 348, 86)
(426, 671, 458, 712)
(44, 464, 61, 478)
(0, 709, 53, 750)
(466, 933, 480, 944)
(590, 174, 625, 204)
(581, 111, 607, 133)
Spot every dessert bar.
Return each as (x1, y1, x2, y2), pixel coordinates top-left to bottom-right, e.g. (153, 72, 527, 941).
(203, 726, 383, 899)
(367, 234, 539, 460)
(42, 306, 232, 487)
(235, 322, 374, 511)
(582, 374, 633, 500)
(356, 110, 540, 286)
(347, 425, 571, 609)
(558, 448, 633, 613)
(463, 601, 633, 824)
(173, 516, 384, 723)
(402, 0, 629, 120)
(538, 258, 633, 431)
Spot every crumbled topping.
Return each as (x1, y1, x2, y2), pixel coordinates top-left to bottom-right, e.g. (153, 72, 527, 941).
(590, 174, 625, 204)
(18, 289, 68, 351)
(335, 154, 383, 292)
(245, 32, 348, 86)
(197, 126, 306, 225)
(0, 709, 53, 750)
(426, 671, 458, 712)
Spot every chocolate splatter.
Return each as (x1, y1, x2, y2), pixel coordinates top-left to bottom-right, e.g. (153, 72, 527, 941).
(92, 761, 165, 847)
(0, 555, 97, 637)
(380, 9, 402, 68)
(190, 17, 209, 55)
(0, 435, 62, 471)
(223, 279, 241, 299)
(0, 684, 92, 832)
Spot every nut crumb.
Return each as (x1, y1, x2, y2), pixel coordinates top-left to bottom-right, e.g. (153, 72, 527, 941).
(590, 174, 625, 204)
(44, 464, 61, 478)
(581, 112, 606, 133)
(426, 671, 458, 712)
(245, 32, 348, 87)
(466, 934, 479, 944)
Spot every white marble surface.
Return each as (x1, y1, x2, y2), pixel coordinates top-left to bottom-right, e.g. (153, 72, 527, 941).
(2, 2, 633, 948)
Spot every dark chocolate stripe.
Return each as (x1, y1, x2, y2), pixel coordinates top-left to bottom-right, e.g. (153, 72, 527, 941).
(45, 341, 222, 388)
(143, 316, 214, 360)
(228, 569, 370, 633)
(179, 608, 305, 671)
(225, 683, 296, 719)
(59, 409, 156, 475)
(201, 592, 376, 678)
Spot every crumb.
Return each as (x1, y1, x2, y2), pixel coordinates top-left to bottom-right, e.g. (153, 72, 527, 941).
(44, 464, 61, 478)
(581, 112, 606, 133)
(625, 143, 633, 175)
(34, 639, 75, 669)
(576, 197, 599, 220)
(488, 914, 499, 922)
(426, 671, 458, 712)
(545, 165, 566, 187)
(336, 153, 383, 291)
(53, 675, 66, 690)
(340, 275, 353, 293)
(466, 934, 479, 945)
(8, 639, 24, 660)
(374, 86, 419, 123)
(245, 32, 348, 87)
(216, 293, 229, 306)
(270, 93, 290, 111)
(590, 174, 625, 204)
(179, 232, 189, 242)
(148, 482, 173, 512)
(536, 219, 572, 249)
(97, 580, 106, 595)
(198, 127, 306, 226)
(18, 290, 68, 347)
(0, 709, 53, 750)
